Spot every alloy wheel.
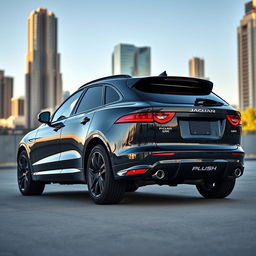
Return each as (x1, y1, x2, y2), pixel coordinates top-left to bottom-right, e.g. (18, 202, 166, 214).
(18, 154, 30, 192)
(88, 151, 106, 197)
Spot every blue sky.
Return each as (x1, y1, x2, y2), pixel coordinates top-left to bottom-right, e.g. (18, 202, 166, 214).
(0, 0, 248, 105)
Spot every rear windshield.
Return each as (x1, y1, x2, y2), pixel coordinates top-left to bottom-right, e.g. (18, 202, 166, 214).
(133, 86, 228, 105)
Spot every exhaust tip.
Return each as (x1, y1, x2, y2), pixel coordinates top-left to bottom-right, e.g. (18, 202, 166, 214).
(234, 168, 242, 178)
(152, 170, 165, 180)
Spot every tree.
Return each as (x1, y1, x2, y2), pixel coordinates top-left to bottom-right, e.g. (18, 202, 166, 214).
(240, 108, 256, 131)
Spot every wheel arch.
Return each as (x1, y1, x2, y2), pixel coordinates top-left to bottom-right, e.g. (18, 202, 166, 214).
(83, 135, 112, 171)
(17, 144, 29, 161)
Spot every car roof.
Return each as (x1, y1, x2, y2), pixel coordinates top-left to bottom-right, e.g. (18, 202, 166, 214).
(79, 75, 131, 89)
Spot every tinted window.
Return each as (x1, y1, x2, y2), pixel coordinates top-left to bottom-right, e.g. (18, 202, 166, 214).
(52, 90, 83, 122)
(135, 90, 227, 105)
(134, 83, 227, 105)
(134, 78, 212, 95)
(105, 86, 120, 104)
(76, 86, 102, 114)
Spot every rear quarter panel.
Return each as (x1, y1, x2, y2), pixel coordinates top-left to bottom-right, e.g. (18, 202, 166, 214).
(88, 101, 156, 166)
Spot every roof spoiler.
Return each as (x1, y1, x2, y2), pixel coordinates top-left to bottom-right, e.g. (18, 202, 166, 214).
(127, 76, 213, 95)
(158, 71, 168, 77)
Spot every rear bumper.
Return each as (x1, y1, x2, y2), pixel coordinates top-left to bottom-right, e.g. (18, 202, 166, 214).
(112, 147, 245, 183)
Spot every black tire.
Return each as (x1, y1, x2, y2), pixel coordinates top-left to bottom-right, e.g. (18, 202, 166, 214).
(17, 150, 45, 196)
(196, 178, 236, 199)
(86, 145, 126, 204)
(125, 182, 139, 192)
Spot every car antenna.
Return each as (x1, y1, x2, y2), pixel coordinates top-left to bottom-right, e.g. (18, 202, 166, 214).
(159, 71, 167, 77)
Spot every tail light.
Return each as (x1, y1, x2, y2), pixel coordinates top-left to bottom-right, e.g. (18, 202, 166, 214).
(115, 112, 175, 124)
(232, 152, 244, 156)
(115, 113, 153, 123)
(153, 112, 175, 124)
(226, 115, 241, 126)
(151, 152, 176, 156)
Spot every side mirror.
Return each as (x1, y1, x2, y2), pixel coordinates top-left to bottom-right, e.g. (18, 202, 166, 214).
(38, 111, 51, 124)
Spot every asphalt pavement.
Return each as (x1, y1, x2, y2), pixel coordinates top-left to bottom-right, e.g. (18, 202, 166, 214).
(0, 161, 256, 256)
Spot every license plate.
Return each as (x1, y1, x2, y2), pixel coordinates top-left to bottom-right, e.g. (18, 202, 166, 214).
(189, 121, 211, 135)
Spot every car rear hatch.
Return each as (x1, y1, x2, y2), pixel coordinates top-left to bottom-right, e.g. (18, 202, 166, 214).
(130, 76, 241, 150)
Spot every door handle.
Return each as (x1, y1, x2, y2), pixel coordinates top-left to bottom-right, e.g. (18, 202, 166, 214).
(53, 122, 65, 132)
(81, 117, 90, 125)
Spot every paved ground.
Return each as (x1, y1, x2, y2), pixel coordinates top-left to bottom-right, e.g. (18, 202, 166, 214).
(0, 161, 255, 256)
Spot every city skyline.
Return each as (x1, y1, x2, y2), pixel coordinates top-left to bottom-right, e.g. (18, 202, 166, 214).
(0, 0, 252, 106)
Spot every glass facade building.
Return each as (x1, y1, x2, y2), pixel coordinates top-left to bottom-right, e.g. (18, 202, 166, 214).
(112, 44, 151, 76)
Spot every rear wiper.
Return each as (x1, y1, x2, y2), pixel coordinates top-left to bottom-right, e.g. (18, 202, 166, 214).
(194, 98, 224, 106)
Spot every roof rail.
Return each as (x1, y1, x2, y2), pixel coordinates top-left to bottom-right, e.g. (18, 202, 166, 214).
(79, 74, 132, 88)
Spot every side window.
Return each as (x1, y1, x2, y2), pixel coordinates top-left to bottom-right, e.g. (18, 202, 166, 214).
(105, 86, 120, 104)
(76, 86, 102, 114)
(51, 90, 83, 122)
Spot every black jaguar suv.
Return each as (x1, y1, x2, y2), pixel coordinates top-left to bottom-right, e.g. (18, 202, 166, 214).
(17, 73, 244, 204)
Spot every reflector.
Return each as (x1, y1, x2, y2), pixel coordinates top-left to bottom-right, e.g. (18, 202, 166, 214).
(125, 168, 148, 176)
(151, 152, 175, 156)
(232, 152, 244, 156)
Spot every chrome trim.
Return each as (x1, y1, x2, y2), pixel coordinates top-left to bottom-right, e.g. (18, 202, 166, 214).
(152, 170, 165, 180)
(33, 169, 62, 175)
(33, 168, 81, 176)
(33, 150, 81, 166)
(117, 170, 128, 176)
(155, 159, 240, 166)
(59, 150, 81, 161)
(117, 159, 240, 176)
(33, 153, 60, 166)
(61, 169, 81, 174)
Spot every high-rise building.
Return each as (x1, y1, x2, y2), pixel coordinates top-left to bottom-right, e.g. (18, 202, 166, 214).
(134, 47, 151, 76)
(112, 43, 151, 76)
(189, 57, 205, 79)
(11, 97, 25, 117)
(237, 0, 256, 110)
(0, 70, 13, 119)
(25, 8, 62, 128)
(63, 90, 70, 101)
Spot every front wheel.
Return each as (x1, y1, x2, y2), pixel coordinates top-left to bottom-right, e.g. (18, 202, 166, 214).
(86, 145, 126, 204)
(196, 178, 236, 199)
(17, 150, 45, 196)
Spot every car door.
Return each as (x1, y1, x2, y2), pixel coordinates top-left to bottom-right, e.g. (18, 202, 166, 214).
(31, 90, 83, 175)
(59, 85, 103, 176)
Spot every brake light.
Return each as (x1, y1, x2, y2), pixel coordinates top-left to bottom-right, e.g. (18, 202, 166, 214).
(232, 152, 244, 156)
(115, 112, 175, 124)
(151, 152, 176, 156)
(126, 168, 148, 176)
(115, 113, 153, 123)
(226, 115, 241, 126)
